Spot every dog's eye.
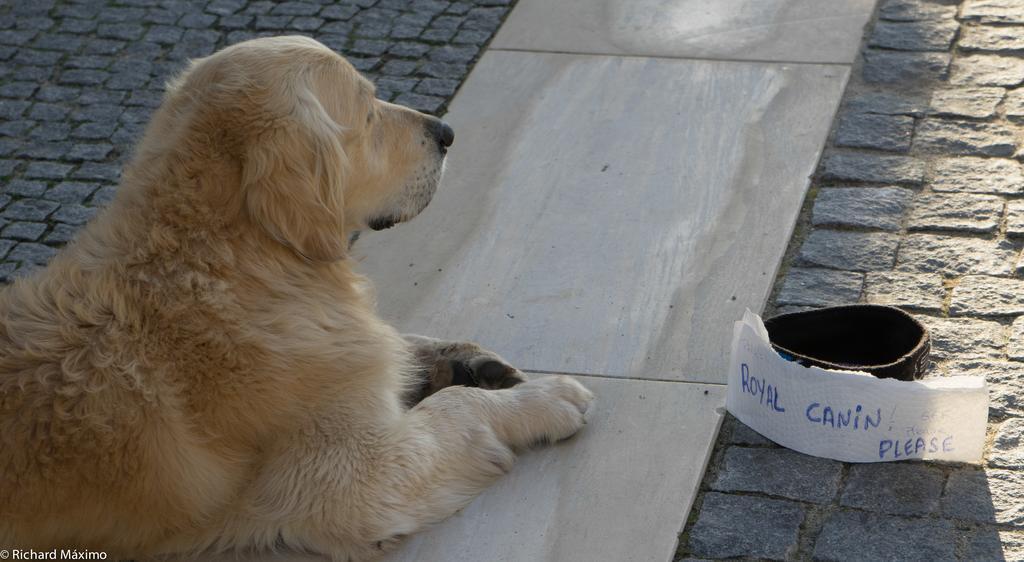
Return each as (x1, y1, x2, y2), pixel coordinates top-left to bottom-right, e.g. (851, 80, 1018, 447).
(367, 110, 375, 124)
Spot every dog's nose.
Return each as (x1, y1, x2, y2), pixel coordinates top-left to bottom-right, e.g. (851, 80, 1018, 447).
(431, 120, 455, 150)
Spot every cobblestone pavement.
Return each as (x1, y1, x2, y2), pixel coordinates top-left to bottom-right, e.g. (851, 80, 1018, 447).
(679, 1, 1024, 560)
(0, 0, 512, 279)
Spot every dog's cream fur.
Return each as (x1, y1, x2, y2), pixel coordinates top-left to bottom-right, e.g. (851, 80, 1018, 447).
(0, 36, 593, 560)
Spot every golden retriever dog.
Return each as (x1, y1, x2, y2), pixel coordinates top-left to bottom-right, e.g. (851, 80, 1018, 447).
(0, 36, 593, 560)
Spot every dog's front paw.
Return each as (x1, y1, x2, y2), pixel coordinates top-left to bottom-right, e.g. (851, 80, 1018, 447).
(450, 352, 527, 390)
(507, 375, 595, 447)
(404, 335, 526, 406)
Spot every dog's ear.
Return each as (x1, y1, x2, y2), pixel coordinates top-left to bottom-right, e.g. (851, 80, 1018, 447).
(243, 87, 348, 262)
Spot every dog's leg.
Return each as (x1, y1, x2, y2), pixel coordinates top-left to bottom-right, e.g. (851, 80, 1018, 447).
(217, 376, 593, 561)
(402, 334, 526, 406)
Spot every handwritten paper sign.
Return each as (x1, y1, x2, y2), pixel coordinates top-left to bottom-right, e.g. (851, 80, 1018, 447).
(726, 310, 988, 463)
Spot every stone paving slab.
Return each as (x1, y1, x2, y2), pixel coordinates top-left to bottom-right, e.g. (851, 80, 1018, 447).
(490, 0, 875, 64)
(200, 376, 725, 562)
(355, 50, 847, 384)
(385, 376, 725, 562)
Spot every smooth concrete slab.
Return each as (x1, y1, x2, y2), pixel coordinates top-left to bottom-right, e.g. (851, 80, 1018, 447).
(491, 0, 876, 64)
(355, 51, 847, 383)
(385, 376, 725, 562)
(198, 377, 725, 562)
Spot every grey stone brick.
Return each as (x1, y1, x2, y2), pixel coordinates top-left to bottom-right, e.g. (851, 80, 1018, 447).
(0, 99, 30, 119)
(928, 87, 1004, 118)
(821, 152, 925, 185)
(34, 85, 78, 103)
(389, 41, 430, 58)
(24, 161, 73, 180)
(291, 17, 325, 32)
(1, 73, 43, 94)
(428, 45, 479, 64)
(271, 1, 320, 16)
(813, 511, 955, 562)
(0, 239, 12, 259)
(44, 182, 97, 204)
(12, 49, 63, 66)
(415, 78, 460, 98)
(144, 25, 183, 45)
(2, 199, 58, 222)
(897, 235, 1017, 276)
(863, 50, 950, 83)
(44, 223, 78, 245)
(0, 120, 34, 136)
(930, 157, 1024, 194)
(454, 29, 491, 45)
(65, 54, 112, 68)
(68, 143, 113, 162)
(943, 468, 1024, 525)
(53, 204, 97, 225)
(688, 493, 803, 560)
(1, 221, 46, 241)
(82, 38, 126, 56)
(3, 179, 46, 197)
(951, 54, 1024, 86)
(989, 418, 1024, 469)
(906, 193, 1003, 234)
(390, 25, 425, 40)
(96, 23, 145, 41)
(964, 529, 1024, 562)
(254, 15, 293, 29)
(58, 18, 97, 34)
(938, 359, 1024, 417)
(812, 187, 912, 231)
(381, 59, 419, 76)
(13, 66, 52, 82)
(1007, 89, 1024, 122)
(207, 0, 245, 16)
(218, 14, 255, 29)
(72, 163, 120, 183)
(0, 160, 19, 177)
(917, 316, 1006, 360)
(729, 420, 776, 446)
(868, 19, 958, 51)
(97, 7, 146, 23)
(845, 92, 927, 116)
(29, 123, 70, 142)
(28, 103, 69, 122)
(7, 242, 56, 265)
(72, 122, 118, 140)
(178, 13, 218, 29)
(961, 25, 1024, 52)
(914, 118, 1017, 157)
(321, 5, 359, 20)
(0, 28, 36, 44)
(351, 39, 391, 56)
(59, 69, 109, 86)
(835, 113, 914, 152)
(32, 33, 83, 52)
(712, 447, 841, 503)
(864, 272, 945, 312)
(90, 186, 117, 206)
(962, 0, 1024, 23)
(394, 92, 445, 114)
(798, 230, 899, 272)
(841, 463, 945, 516)
(422, 28, 457, 42)
(952, 275, 1024, 317)
(15, 143, 68, 160)
(1008, 316, 1024, 360)
(776, 267, 864, 307)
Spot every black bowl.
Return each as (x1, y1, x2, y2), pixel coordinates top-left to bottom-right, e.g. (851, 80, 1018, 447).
(764, 305, 931, 381)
